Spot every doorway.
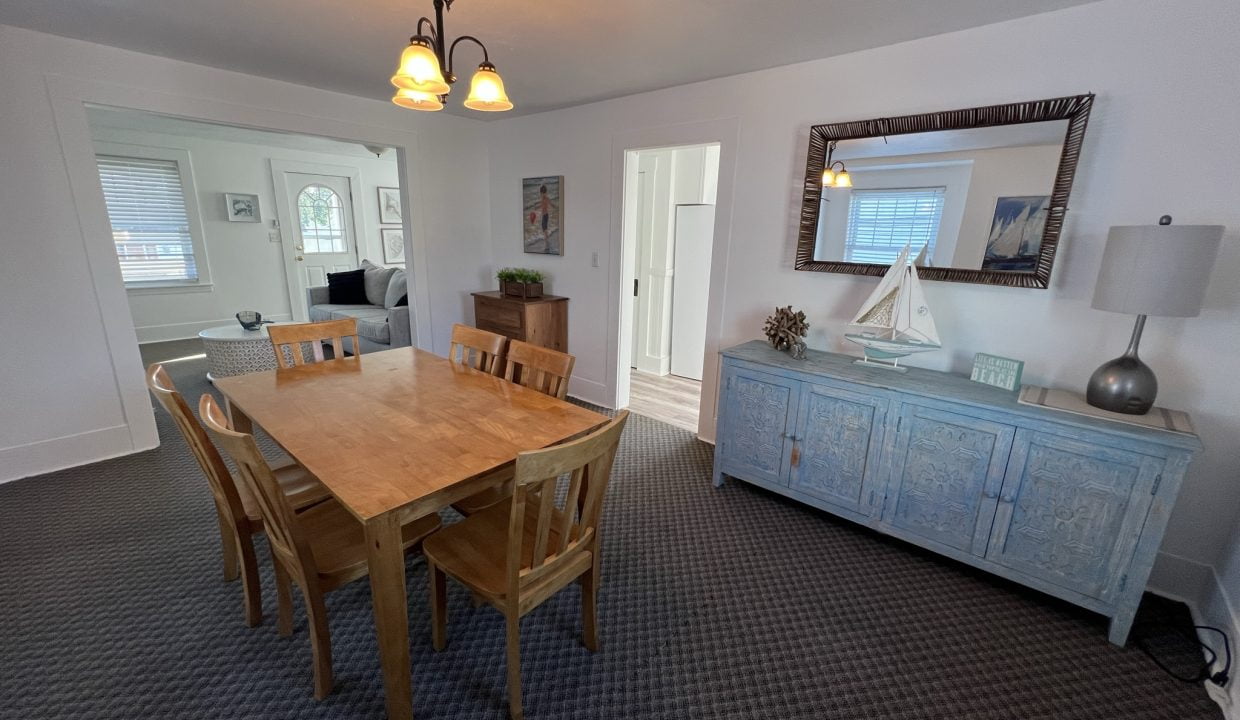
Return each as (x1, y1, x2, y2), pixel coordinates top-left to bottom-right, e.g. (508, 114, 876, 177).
(620, 143, 721, 432)
(271, 165, 365, 321)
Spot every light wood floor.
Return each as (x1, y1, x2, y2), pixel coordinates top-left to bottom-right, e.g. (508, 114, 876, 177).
(627, 370, 701, 433)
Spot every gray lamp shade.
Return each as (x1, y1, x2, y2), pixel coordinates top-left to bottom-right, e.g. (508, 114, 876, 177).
(1091, 224, 1224, 317)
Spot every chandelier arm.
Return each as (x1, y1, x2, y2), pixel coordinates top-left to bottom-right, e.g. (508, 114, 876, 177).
(415, 17, 438, 43)
(447, 34, 491, 77)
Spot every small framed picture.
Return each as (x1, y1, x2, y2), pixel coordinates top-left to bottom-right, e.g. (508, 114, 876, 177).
(377, 187, 403, 224)
(224, 193, 261, 222)
(381, 228, 405, 264)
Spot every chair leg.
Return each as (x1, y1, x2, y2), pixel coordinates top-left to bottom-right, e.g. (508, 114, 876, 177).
(305, 589, 334, 700)
(237, 531, 263, 628)
(274, 560, 294, 637)
(505, 610, 524, 720)
(581, 563, 599, 652)
(429, 561, 447, 652)
(217, 511, 240, 582)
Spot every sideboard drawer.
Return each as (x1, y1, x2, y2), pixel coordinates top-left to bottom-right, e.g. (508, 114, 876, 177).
(883, 404, 1015, 556)
(475, 296, 524, 335)
(717, 366, 800, 486)
(986, 429, 1162, 601)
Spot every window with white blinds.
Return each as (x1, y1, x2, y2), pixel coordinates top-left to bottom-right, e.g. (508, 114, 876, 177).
(844, 187, 946, 265)
(96, 154, 200, 285)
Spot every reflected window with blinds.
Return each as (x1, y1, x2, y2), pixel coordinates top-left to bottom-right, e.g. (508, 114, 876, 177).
(96, 154, 200, 285)
(844, 187, 946, 265)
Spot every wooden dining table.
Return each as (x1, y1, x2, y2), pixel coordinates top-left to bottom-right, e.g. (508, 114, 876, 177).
(212, 346, 608, 720)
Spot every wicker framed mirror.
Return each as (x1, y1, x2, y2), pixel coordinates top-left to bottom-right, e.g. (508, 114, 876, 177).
(795, 94, 1093, 288)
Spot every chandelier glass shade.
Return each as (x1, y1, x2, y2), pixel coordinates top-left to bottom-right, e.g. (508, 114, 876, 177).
(391, 39, 450, 95)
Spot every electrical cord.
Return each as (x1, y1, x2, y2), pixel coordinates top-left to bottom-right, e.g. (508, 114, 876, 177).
(1133, 619, 1231, 686)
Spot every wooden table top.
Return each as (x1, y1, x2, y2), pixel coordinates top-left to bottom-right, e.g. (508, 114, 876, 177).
(213, 347, 608, 522)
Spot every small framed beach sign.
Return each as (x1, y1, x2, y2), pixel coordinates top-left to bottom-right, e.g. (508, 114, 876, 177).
(970, 353, 1024, 391)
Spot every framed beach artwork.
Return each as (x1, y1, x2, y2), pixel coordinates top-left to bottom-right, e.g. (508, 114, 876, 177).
(982, 195, 1050, 272)
(381, 228, 405, 264)
(522, 175, 563, 255)
(377, 187, 402, 224)
(224, 193, 260, 222)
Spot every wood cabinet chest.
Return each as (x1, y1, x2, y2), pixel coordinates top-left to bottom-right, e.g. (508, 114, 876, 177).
(712, 341, 1201, 645)
(471, 291, 568, 352)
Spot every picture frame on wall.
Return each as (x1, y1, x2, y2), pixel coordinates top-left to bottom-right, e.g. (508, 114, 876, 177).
(224, 193, 261, 223)
(522, 175, 563, 255)
(381, 228, 406, 264)
(377, 187, 403, 224)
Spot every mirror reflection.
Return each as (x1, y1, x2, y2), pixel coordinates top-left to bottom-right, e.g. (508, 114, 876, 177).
(812, 120, 1068, 272)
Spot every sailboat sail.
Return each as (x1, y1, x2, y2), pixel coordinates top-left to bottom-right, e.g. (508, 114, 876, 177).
(893, 262, 940, 345)
(849, 246, 910, 328)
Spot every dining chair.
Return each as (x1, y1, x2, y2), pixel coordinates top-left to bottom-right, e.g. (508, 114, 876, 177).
(502, 340, 575, 399)
(145, 363, 331, 627)
(423, 410, 629, 720)
(268, 318, 360, 368)
(200, 393, 442, 701)
(449, 323, 507, 375)
(452, 341, 578, 517)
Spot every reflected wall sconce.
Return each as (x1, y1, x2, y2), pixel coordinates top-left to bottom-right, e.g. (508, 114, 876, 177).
(821, 140, 852, 188)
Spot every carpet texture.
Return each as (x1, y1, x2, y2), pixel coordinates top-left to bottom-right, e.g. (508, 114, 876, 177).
(0, 348, 1221, 719)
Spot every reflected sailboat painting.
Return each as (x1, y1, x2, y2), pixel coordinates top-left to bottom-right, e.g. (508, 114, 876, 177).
(983, 195, 1049, 271)
(844, 245, 941, 372)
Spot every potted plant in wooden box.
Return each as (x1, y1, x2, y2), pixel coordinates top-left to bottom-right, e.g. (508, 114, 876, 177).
(497, 268, 545, 299)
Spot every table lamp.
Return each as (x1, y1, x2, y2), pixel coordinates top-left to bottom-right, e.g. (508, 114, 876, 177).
(1087, 216, 1224, 414)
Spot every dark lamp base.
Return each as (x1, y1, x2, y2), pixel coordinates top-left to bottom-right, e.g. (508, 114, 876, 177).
(1085, 354, 1158, 415)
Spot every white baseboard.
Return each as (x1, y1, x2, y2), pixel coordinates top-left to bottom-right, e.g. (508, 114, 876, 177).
(1148, 551, 1239, 719)
(135, 314, 292, 344)
(0, 424, 144, 485)
(567, 375, 611, 409)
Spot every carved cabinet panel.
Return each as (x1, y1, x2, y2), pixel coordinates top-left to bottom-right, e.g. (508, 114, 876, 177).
(884, 404, 1015, 556)
(987, 430, 1161, 600)
(789, 383, 888, 515)
(717, 367, 800, 486)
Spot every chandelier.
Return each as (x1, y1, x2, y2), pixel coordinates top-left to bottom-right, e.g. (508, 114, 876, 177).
(390, 0, 513, 112)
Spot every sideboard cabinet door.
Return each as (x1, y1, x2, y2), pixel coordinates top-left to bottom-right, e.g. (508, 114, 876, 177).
(789, 383, 888, 516)
(717, 366, 801, 486)
(883, 404, 1015, 556)
(986, 429, 1161, 601)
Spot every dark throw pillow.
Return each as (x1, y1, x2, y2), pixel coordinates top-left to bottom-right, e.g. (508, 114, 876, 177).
(327, 269, 368, 305)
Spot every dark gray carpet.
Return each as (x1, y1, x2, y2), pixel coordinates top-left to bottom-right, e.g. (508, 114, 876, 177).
(0, 345, 1221, 719)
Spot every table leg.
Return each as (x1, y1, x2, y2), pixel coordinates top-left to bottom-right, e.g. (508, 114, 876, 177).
(365, 514, 414, 720)
(224, 397, 253, 435)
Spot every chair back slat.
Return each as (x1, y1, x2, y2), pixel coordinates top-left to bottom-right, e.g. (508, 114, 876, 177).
(449, 324, 507, 375)
(503, 341, 574, 399)
(508, 411, 628, 589)
(199, 394, 320, 586)
(268, 319, 359, 368)
(146, 364, 248, 526)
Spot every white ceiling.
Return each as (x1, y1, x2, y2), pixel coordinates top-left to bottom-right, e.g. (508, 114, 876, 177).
(836, 121, 1069, 161)
(1, 0, 1102, 118)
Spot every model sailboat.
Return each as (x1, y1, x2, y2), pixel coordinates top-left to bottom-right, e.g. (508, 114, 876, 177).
(844, 245, 941, 372)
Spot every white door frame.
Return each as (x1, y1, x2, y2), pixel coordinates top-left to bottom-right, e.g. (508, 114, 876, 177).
(270, 160, 367, 320)
(608, 118, 740, 442)
(46, 73, 433, 455)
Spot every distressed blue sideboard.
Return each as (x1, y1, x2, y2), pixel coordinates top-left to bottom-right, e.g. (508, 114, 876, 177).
(712, 341, 1202, 645)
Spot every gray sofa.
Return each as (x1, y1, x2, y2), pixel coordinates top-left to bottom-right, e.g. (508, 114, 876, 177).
(307, 261, 411, 355)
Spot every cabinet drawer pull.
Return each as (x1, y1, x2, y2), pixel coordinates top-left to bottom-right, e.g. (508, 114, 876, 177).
(983, 489, 998, 499)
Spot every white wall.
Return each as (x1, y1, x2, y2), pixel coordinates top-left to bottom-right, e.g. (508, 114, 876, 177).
(0, 24, 490, 482)
(91, 125, 402, 342)
(484, 0, 1240, 595)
